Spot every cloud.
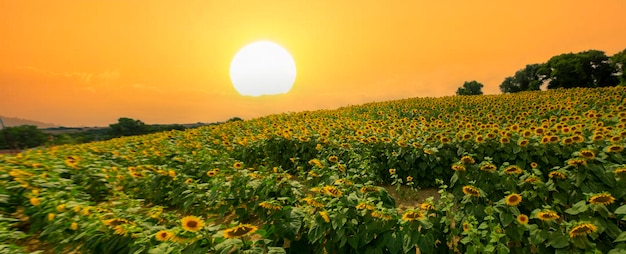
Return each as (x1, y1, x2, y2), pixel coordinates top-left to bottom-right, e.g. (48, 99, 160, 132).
(20, 66, 120, 90)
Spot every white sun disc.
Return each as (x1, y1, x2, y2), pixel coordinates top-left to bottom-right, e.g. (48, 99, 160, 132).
(229, 41, 297, 96)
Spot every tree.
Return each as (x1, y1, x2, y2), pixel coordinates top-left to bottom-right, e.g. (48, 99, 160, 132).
(456, 80, 484, 95)
(109, 117, 148, 137)
(611, 48, 626, 86)
(0, 125, 47, 149)
(541, 50, 619, 89)
(499, 64, 545, 93)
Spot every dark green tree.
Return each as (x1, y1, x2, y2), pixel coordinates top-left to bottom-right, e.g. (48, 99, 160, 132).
(541, 50, 619, 89)
(0, 125, 47, 149)
(499, 64, 545, 93)
(611, 48, 626, 86)
(109, 117, 148, 137)
(456, 80, 484, 95)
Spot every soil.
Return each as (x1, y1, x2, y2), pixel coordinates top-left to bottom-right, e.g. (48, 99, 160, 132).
(382, 185, 441, 213)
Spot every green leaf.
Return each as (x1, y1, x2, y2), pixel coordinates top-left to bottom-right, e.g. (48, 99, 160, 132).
(615, 232, 626, 243)
(615, 205, 626, 215)
(548, 232, 569, 249)
(565, 200, 588, 215)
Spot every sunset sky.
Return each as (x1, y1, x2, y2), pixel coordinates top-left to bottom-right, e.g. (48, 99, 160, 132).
(2, 1, 626, 127)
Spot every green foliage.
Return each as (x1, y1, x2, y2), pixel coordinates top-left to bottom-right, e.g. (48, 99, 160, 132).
(456, 80, 484, 95)
(0, 125, 47, 149)
(612, 48, 626, 86)
(500, 64, 545, 93)
(541, 50, 620, 89)
(109, 117, 149, 137)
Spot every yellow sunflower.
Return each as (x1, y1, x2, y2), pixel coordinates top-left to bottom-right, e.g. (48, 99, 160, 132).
(548, 171, 567, 180)
(233, 162, 244, 169)
(580, 150, 595, 160)
(462, 186, 481, 197)
(155, 230, 173, 241)
(70, 222, 78, 230)
(223, 224, 258, 238)
(319, 211, 330, 223)
(589, 193, 615, 205)
(360, 186, 380, 193)
(259, 201, 283, 211)
(461, 156, 475, 164)
(181, 215, 205, 232)
(402, 210, 424, 221)
(328, 155, 339, 163)
(537, 210, 559, 221)
(480, 163, 497, 172)
(516, 214, 529, 225)
(29, 197, 40, 206)
(606, 145, 624, 153)
(505, 193, 522, 206)
(569, 223, 598, 238)
(452, 164, 466, 171)
(356, 202, 376, 210)
(567, 158, 587, 167)
(323, 185, 343, 197)
(503, 165, 523, 175)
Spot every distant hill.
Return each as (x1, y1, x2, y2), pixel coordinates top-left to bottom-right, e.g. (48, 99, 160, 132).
(0, 116, 56, 128)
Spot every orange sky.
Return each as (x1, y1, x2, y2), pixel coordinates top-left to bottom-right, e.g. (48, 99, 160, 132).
(1, 1, 626, 126)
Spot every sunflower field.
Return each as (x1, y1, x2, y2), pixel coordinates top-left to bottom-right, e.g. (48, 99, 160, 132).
(2, 87, 626, 253)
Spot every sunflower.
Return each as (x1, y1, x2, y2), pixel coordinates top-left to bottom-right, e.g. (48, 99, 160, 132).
(606, 145, 624, 153)
(402, 210, 424, 221)
(420, 202, 436, 211)
(371, 211, 393, 221)
(360, 186, 380, 193)
(572, 135, 584, 143)
(462, 222, 471, 232)
(505, 193, 522, 206)
(259, 201, 283, 211)
(328, 155, 339, 163)
(155, 230, 173, 241)
(475, 135, 485, 143)
(569, 223, 598, 238)
(562, 137, 574, 145)
(567, 158, 587, 167)
(233, 162, 244, 169)
(537, 210, 559, 221)
(223, 224, 258, 238)
(518, 139, 529, 147)
(452, 164, 466, 171)
(516, 214, 529, 225)
(56, 204, 66, 212)
(530, 162, 538, 169)
(104, 218, 133, 227)
(406, 176, 413, 182)
(302, 197, 325, 208)
(461, 156, 475, 164)
(524, 176, 541, 184)
(616, 167, 626, 175)
(548, 171, 567, 180)
(388, 168, 396, 175)
(181, 216, 205, 232)
(334, 179, 353, 185)
(356, 202, 376, 210)
(589, 193, 615, 205)
(318, 211, 331, 223)
(462, 186, 481, 197)
(541, 136, 550, 144)
(480, 163, 497, 172)
(499, 137, 510, 144)
(423, 149, 436, 155)
(207, 170, 218, 177)
(503, 165, 523, 175)
(47, 213, 55, 221)
(29, 197, 40, 206)
(70, 222, 78, 230)
(592, 134, 605, 141)
(580, 150, 595, 160)
(323, 185, 343, 197)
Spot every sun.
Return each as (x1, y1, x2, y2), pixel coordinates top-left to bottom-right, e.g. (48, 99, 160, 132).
(229, 41, 296, 96)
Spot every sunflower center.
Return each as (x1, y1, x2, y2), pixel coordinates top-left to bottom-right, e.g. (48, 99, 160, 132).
(187, 221, 198, 228)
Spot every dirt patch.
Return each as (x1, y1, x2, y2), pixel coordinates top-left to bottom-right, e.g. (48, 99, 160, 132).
(382, 185, 440, 213)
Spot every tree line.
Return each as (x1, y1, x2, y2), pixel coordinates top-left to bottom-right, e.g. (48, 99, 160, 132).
(0, 117, 243, 150)
(456, 48, 626, 95)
